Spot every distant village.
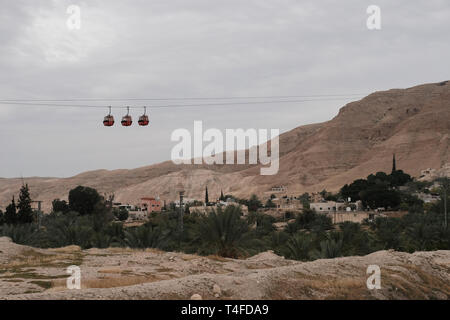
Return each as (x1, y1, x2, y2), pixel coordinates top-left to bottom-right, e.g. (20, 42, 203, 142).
(1, 156, 444, 230)
(112, 175, 442, 229)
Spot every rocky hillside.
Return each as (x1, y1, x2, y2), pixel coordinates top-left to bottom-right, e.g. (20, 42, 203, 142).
(0, 237, 448, 300)
(0, 81, 449, 210)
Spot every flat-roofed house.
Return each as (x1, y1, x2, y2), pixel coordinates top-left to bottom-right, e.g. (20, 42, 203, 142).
(141, 197, 162, 213)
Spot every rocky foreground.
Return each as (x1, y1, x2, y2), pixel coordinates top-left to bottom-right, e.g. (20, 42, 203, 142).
(0, 237, 448, 300)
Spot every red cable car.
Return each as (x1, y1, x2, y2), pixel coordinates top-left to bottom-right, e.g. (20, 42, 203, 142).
(103, 106, 115, 127)
(121, 107, 132, 126)
(138, 107, 149, 126)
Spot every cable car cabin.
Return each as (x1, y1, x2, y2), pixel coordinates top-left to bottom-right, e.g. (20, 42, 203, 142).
(121, 115, 132, 126)
(138, 114, 149, 126)
(103, 115, 115, 127)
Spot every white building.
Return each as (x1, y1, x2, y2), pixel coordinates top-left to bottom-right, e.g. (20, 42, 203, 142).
(415, 192, 440, 203)
(310, 200, 362, 213)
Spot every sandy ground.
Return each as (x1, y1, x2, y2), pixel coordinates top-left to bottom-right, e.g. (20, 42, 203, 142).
(0, 237, 449, 300)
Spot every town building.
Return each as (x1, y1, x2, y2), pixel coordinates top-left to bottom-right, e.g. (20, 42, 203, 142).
(270, 185, 287, 193)
(141, 197, 162, 213)
(189, 200, 249, 216)
(415, 192, 440, 203)
(272, 197, 303, 210)
(310, 200, 363, 213)
(127, 210, 148, 221)
(310, 200, 368, 223)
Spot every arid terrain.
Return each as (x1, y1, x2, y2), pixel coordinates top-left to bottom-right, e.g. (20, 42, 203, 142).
(1, 81, 449, 211)
(0, 237, 448, 300)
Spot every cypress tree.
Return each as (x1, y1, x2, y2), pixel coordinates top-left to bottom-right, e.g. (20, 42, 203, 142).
(17, 184, 34, 224)
(220, 190, 225, 201)
(392, 153, 396, 173)
(205, 186, 209, 205)
(4, 197, 17, 225)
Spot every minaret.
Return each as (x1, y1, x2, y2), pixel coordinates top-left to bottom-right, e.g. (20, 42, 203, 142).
(392, 153, 396, 173)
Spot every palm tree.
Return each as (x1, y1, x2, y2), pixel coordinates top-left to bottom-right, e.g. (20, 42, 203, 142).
(286, 232, 315, 261)
(0, 223, 39, 245)
(193, 206, 249, 258)
(44, 213, 94, 248)
(317, 237, 343, 259)
(124, 224, 168, 249)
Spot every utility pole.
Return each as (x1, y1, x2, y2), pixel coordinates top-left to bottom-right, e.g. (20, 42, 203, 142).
(179, 190, 185, 232)
(32, 200, 43, 229)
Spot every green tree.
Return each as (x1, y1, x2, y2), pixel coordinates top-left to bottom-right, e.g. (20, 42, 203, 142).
(69, 186, 102, 215)
(0, 223, 38, 245)
(398, 193, 424, 212)
(340, 179, 369, 202)
(298, 192, 310, 208)
(193, 206, 250, 258)
(435, 177, 449, 229)
(360, 182, 401, 209)
(246, 212, 275, 235)
(17, 184, 33, 224)
(392, 154, 396, 173)
(205, 186, 209, 205)
(389, 170, 412, 187)
(124, 224, 168, 249)
(4, 197, 17, 225)
(265, 198, 276, 208)
(44, 212, 94, 248)
(52, 199, 70, 214)
(319, 239, 343, 258)
(374, 217, 402, 250)
(286, 232, 315, 261)
(339, 222, 373, 256)
(113, 207, 129, 221)
(248, 194, 262, 212)
(367, 172, 390, 184)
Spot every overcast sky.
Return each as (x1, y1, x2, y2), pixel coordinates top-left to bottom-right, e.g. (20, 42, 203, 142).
(0, 0, 449, 178)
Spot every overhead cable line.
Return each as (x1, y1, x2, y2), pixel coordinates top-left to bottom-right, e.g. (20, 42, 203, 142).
(0, 93, 367, 103)
(0, 88, 443, 105)
(0, 97, 365, 109)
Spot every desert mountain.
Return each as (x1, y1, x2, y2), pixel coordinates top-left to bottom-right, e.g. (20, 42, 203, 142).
(0, 81, 449, 211)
